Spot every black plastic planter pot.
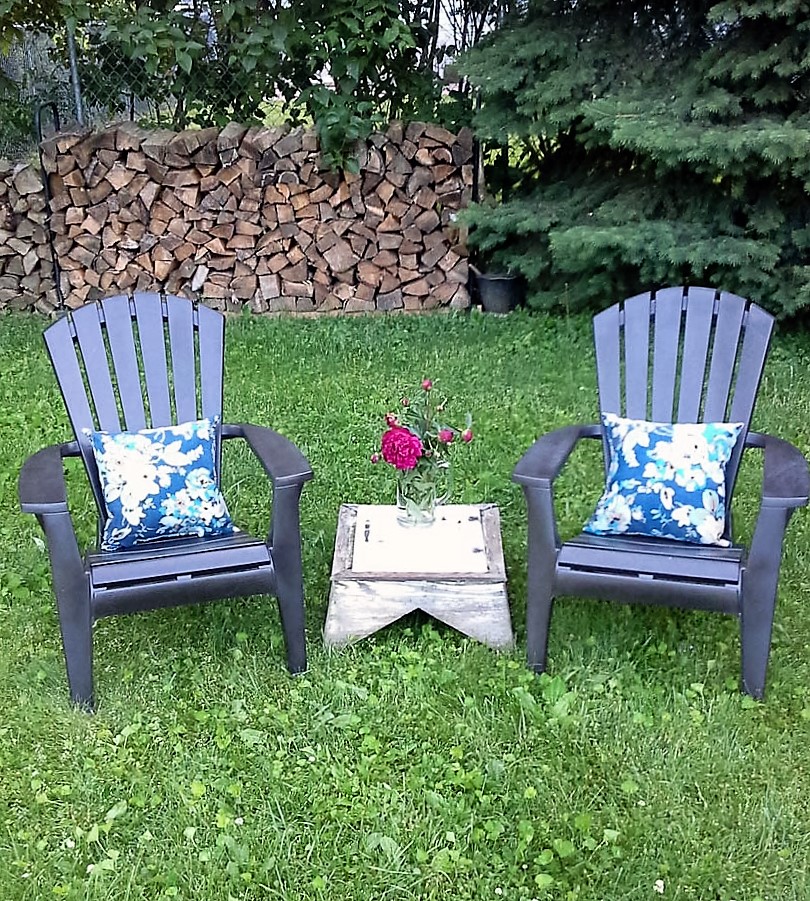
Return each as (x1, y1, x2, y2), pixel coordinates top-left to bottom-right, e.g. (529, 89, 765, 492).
(475, 271, 524, 314)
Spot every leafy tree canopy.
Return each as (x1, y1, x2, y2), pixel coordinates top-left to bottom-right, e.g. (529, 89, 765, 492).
(1, 0, 62, 50)
(2, 0, 469, 167)
(459, 0, 810, 318)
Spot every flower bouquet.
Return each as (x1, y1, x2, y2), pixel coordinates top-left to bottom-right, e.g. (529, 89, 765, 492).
(372, 378, 473, 526)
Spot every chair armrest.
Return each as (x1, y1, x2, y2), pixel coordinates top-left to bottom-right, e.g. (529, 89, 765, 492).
(746, 432, 810, 509)
(512, 424, 602, 489)
(222, 423, 313, 488)
(19, 442, 80, 514)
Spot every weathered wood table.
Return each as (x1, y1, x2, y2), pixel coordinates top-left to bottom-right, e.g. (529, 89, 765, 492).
(324, 503, 513, 649)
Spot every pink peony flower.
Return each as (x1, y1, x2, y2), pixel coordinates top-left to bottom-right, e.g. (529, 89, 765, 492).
(381, 426, 424, 471)
(372, 378, 473, 481)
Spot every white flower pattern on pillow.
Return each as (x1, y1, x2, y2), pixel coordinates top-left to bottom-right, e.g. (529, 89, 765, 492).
(585, 414, 743, 547)
(85, 417, 236, 551)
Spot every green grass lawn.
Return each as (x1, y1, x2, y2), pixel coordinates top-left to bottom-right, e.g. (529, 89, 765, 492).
(1, 308, 810, 901)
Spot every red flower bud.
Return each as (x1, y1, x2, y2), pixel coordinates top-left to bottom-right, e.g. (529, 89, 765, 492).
(422, 379, 433, 391)
(401, 397, 410, 407)
(370, 452, 381, 464)
(384, 413, 399, 427)
(461, 428, 473, 443)
(438, 428, 454, 444)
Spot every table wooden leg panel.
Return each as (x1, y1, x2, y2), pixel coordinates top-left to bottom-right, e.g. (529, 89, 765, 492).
(324, 577, 513, 650)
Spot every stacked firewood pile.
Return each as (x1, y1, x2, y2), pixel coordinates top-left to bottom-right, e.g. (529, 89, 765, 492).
(0, 159, 58, 312)
(31, 121, 473, 313)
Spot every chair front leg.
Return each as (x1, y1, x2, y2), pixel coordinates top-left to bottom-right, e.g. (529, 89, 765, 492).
(39, 512, 94, 709)
(741, 504, 792, 700)
(268, 483, 307, 674)
(523, 485, 561, 674)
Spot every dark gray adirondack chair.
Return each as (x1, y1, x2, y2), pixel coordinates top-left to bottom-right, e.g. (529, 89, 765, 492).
(19, 293, 313, 708)
(513, 286, 809, 698)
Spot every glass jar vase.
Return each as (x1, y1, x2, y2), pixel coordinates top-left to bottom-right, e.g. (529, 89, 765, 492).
(395, 458, 452, 527)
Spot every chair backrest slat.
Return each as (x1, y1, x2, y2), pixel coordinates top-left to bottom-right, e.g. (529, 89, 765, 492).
(622, 292, 651, 419)
(71, 304, 122, 432)
(703, 292, 746, 422)
(728, 302, 773, 425)
(133, 292, 173, 425)
(197, 303, 225, 419)
(166, 297, 198, 422)
(594, 285, 775, 519)
(650, 287, 685, 421)
(676, 286, 716, 422)
(44, 315, 96, 433)
(100, 294, 147, 431)
(594, 303, 622, 416)
(44, 315, 103, 502)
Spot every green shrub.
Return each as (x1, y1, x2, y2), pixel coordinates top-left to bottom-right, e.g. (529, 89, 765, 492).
(459, 1, 810, 318)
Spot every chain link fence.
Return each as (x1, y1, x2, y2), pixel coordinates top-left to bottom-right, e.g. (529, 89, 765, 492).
(78, 21, 292, 133)
(0, 28, 76, 161)
(1, 7, 478, 166)
(0, 18, 292, 165)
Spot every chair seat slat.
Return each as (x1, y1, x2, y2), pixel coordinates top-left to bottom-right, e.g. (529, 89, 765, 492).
(561, 533, 743, 583)
(88, 533, 270, 587)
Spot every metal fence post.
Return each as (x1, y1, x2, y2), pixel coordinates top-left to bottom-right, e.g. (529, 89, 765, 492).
(35, 102, 67, 312)
(65, 19, 86, 128)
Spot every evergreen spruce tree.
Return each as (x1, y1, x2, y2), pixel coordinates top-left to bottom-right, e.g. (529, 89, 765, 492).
(459, 1, 810, 317)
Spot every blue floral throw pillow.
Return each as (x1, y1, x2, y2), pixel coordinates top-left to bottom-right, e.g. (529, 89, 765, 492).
(584, 413, 744, 547)
(85, 417, 236, 552)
